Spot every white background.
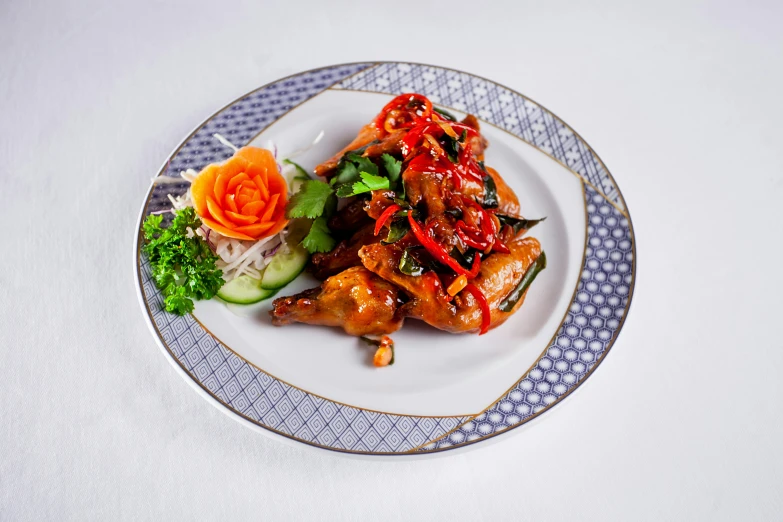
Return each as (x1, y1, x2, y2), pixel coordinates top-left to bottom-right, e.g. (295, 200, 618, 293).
(2, 0, 782, 520)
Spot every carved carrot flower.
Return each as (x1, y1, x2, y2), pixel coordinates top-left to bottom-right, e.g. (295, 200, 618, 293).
(190, 147, 289, 240)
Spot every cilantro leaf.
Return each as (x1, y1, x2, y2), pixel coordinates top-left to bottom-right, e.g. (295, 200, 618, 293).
(286, 180, 335, 219)
(336, 171, 390, 198)
(142, 207, 224, 316)
(335, 183, 357, 198)
(330, 160, 359, 186)
(381, 153, 402, 187)
(359, 171, 389, 191)
(301, 216, 336, 253)
(346, 153, 378, 177)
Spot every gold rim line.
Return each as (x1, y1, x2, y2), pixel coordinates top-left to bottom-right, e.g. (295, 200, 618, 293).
(329, 87, 629, 219)
(135, 61, 637, 455)
(405, 182, 589, 452)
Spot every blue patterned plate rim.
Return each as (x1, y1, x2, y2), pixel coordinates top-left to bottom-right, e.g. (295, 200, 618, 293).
(134, 61, 636, 456)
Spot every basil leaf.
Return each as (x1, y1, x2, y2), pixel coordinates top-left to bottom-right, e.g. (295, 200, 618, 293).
(445, 208, 463, 220)
(499, 252, 547, 312)
(450, 247, 475, 270)
(433, 107, 457, 121)
(497, 215, 547, 234)
(483, 174, 498, 209)
(382, 216, 410, 245)
(442, 134, 460, 163)
(399, 248, 425, 276)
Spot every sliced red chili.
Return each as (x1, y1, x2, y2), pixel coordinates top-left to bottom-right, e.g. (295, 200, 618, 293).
(374, 93, 433, 134)
(373, 204, 402, 236)
(463, 283, 490, 334)
(408, 213, 474, 277)
(492, 238, 511, 254)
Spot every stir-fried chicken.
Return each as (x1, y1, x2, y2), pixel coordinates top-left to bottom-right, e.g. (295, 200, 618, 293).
(271, 93, 545, 340)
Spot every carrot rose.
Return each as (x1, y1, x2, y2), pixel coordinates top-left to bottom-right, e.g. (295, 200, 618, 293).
(190, 147, 288, 241)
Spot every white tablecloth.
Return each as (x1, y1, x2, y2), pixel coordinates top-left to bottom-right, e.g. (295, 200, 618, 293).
(3, 0, 782, 520)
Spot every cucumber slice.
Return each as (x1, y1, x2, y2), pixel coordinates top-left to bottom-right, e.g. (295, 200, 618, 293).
(260, 242, 309, 290)
(217, 275, 277, 304)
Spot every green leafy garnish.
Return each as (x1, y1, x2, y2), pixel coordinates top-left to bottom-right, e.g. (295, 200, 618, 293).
(336, 171, 390, 198)
(450, 247, 475, 270)
(483, 174, 498, 209)
(399, 248, 425, 276)
(330, 160, 360, 186)
(300, 216, 336, 253)
(433, 107, 457, 121)
(498, 252, 547, 312)
(381, 214, 410, 245)
(381, 153, 402, 187)
(496, 214, 547, 234)
(286, 180, 335, 219)
(442, 133, 460, 163)
(346, 153, 378, 177)
(142, 207, 224, 315)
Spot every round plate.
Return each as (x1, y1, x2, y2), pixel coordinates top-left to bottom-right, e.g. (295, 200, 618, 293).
(134, 62, 636, 456)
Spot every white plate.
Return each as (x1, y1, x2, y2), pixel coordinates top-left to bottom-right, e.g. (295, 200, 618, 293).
(135, 62, 636, 456)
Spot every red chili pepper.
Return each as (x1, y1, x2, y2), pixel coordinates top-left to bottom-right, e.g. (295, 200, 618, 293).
(374, 93, 433, 133)
(463, 283, 490, 334)
(373, 204, 402, 236)
(492, 238, 511, 254)
(407, 213, 473, 277)
(401, 121, 479, 156)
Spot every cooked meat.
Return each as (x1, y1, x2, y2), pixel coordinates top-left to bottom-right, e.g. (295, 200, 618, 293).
(310, 223, 378, 280)
(270, 266, 404, 336)
(271, 92, 545, 343)
(457, 166, 520, 217)
(328, 198, 373, 233)
(358, 236, 541, 334)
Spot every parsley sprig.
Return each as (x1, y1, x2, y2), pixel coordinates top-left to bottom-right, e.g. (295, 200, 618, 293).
(142, 207, 225, 315)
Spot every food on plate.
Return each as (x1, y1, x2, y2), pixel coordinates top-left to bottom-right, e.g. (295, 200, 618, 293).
(142, 92, 546, 365)
(271, 93, 546, 338)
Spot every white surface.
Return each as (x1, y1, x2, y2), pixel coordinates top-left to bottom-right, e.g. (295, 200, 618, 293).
(192, 89, 585, 416)
(2, 0, 782, 520)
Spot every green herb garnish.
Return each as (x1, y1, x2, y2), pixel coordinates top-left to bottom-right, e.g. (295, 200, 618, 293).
(300, 216, 336, 253)
(142, 207, 225, 315)
(496, 214, 547, 234)
(381, 153, 402, 188)
(399, 248, 425, 276)
(286, 180, 335, 219)
(483, 174, 498, 209)
(498, 252, 547, 312)
(433, 107, 458, 121)
(381, 214, 410, 245)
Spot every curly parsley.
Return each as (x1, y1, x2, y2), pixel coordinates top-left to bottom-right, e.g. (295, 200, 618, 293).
(142, 207, 224, 315)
